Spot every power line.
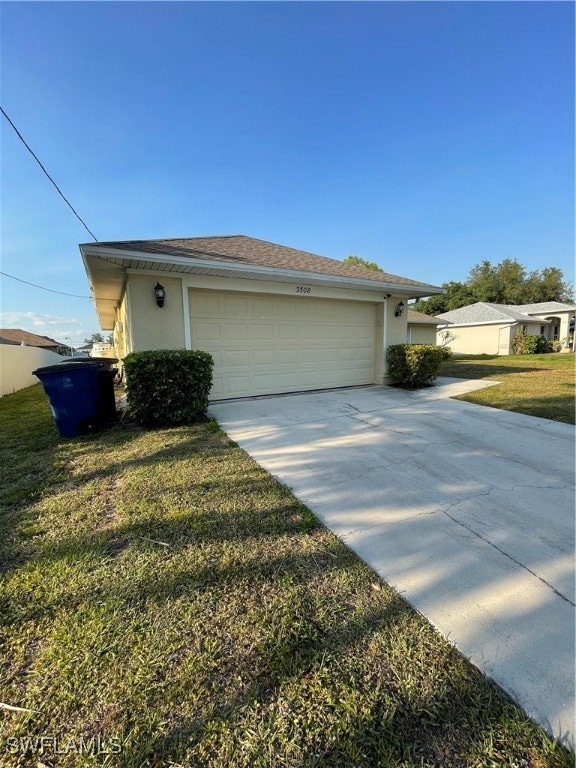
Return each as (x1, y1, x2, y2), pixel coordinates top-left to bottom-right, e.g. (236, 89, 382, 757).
(0, 106, 99, 242)
(0, 271, 92, 299)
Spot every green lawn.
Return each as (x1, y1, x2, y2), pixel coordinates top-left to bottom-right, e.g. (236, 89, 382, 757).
(439, 353, 575, 424)
(0, 385, 573, 767)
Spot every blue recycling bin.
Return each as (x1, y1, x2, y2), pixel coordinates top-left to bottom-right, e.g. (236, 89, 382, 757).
(33, 362, 103, 438)
(58, 357, 118, 424)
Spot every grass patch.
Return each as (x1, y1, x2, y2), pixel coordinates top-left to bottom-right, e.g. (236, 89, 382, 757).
(0, 385, 573, 767)
(440, 353, 575, 424)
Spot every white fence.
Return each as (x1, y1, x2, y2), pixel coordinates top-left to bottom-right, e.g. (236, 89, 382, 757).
(0, 345, 65, 397)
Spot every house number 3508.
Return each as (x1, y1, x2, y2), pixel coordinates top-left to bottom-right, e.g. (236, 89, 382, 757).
(296, 286, 311, 294)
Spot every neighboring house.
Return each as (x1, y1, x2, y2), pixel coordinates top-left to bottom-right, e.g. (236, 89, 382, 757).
(406, 310, 445, 345)
(0, 329, 64, 353)
(435, 302, 576, 355)
(80, 235, 442, 399)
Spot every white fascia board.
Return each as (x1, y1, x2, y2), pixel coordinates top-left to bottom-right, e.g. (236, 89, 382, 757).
(80, 245, 441, 297)
(437, 318, 552, 328)
(437, 320, 518, 328)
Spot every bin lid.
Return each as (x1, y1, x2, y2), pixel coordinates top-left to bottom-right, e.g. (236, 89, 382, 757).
(33, 362, 100, 376)
(86, 356, 118, 366)
(59, 356, 117, 367)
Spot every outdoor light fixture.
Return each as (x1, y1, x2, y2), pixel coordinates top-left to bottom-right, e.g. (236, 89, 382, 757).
(154, 282, 166, 308)
(395, 301, 405, 317)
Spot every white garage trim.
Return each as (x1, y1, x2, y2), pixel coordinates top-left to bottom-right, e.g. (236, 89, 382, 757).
(189, 289, 378, 399)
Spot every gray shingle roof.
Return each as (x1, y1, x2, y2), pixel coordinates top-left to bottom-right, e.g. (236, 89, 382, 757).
(87, 235, 440, 291)
(436, 302, 575, 326)
(514, 302, 576, 314)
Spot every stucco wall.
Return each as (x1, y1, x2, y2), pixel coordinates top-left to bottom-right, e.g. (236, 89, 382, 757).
(127, 274, 185, 352)
(114, 290, 130, 358)
(0, 346, 64, 397)
(438, 320, 568, 355)
(385, 297, 409, 347)
(408, 325, 437, 344)
(437, 324, 508, 355)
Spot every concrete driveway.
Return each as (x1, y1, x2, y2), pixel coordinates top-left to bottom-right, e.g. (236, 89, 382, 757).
(210, 379, 575, 748)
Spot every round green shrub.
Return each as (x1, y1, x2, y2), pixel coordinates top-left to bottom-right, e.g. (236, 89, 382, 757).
(123, 349, 214, 426)
(386, 344, 444, 388)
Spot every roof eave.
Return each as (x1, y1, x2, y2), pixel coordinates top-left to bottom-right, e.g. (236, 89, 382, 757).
(81, 244, 443, 328)
(436, 318, 552, 328)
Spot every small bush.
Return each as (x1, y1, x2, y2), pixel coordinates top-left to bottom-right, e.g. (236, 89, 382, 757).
(386, 344, 444, 388)
(512, 329, 550, 355)
(123, 349, 213, 426)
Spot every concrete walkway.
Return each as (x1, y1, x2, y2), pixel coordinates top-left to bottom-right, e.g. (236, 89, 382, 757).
(210, 379, 575, 747)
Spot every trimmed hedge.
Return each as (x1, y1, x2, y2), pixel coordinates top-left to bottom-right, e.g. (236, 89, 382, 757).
(123, 349, 214, 426)
(386, 344, 444, 388)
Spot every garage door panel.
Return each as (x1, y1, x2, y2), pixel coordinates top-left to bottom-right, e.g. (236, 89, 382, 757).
(299, 304, 320, 321)
(357, 326, 375, 341)
(355, 365, 375, 380)
(251, 298, 274, 317)
(340, 347, 357, 361)
(273, 302, 297, 319)
(228, 375, 252, 394)
(276, 349, 301, 364)
(252, 374, 276, 390)
(225, 350, 250, 367)
(251, 325, 274, 341)
(276, 325, 298, 341)
(340, 369, 360, 385)
(252, 349, 275, 366)
(190, 290, 376, 399)
(210, 376, 224, 396)
(224, 324, 248, 340)
(195, 322, 221, 342)
(194, 295, 221, 316)
(207, 350, 222, 367)
(222, 297, 248, 315)
(300, 348, 320, 362)
(357, 346, 374, 361)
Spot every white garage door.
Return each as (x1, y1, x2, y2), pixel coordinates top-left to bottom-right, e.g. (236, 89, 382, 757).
(189, 289, 376, 399)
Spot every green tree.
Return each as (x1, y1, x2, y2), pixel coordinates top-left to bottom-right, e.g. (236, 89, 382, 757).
(413, 259, 573, 315)
(495, 259, 528, 304)
(84, 332, 113, 345)
(343, 255, 383, 272)
(412, 293, 448, 316)
(467, 260, 503, 302)
(525, 267, 573, 303)
(84, 333, 104, 344)
(412, 281, 473, 315)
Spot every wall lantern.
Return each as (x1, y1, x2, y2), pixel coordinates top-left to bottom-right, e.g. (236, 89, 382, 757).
(395, 301, 405, 317)
(154, 282, 166, 308)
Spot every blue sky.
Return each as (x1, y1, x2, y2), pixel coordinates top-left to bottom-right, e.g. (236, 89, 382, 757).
(1, 1, 574, 343)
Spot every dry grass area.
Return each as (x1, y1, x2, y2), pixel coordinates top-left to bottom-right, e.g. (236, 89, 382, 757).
(0, 385, 573, 767)
(439, 353, 575, 424)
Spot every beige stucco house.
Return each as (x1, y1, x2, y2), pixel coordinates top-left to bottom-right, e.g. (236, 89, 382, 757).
(406, 310, 444, 345)
(435, 302, 575, 355)
(80, 235, 442, 399)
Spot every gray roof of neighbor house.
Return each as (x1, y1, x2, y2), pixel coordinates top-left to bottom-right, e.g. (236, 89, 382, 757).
(0, 329, 62, 348)
(407, 309, 444, 326)
(513, 302, 576, 314)
(436, 302, 576, 326)
(81, 235, 443, 329)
